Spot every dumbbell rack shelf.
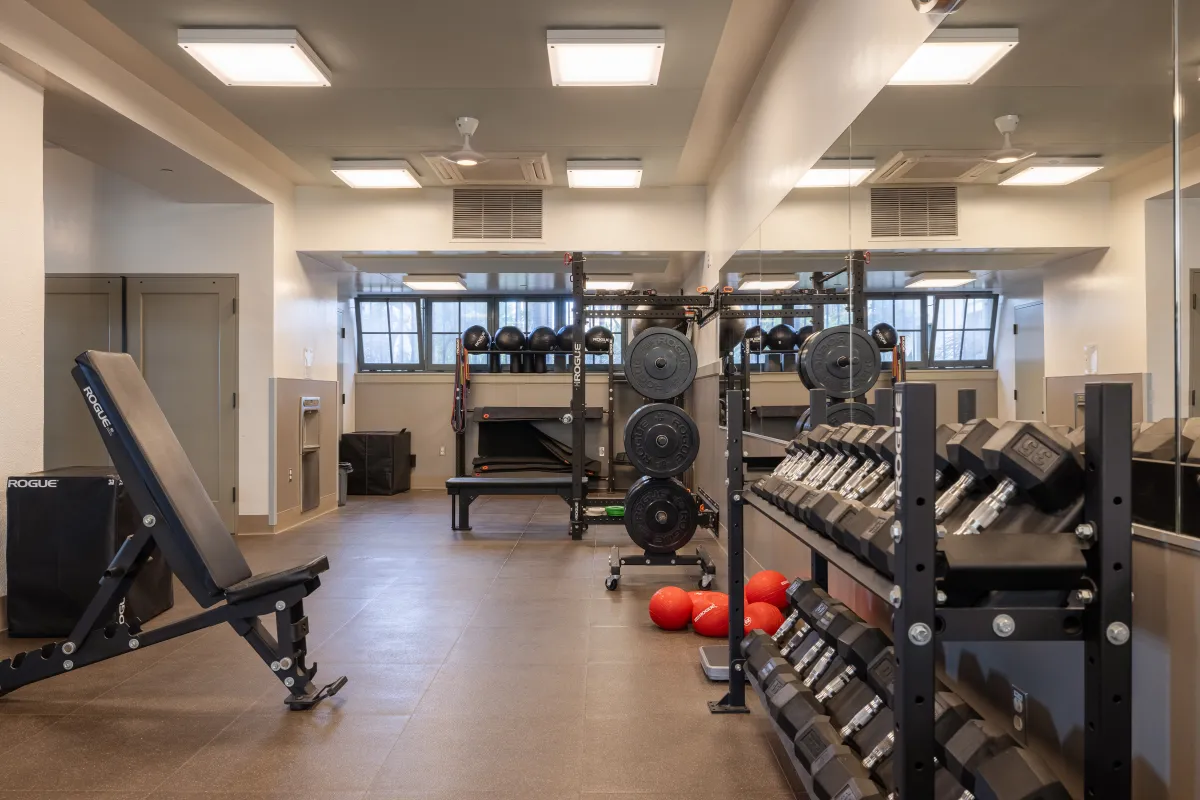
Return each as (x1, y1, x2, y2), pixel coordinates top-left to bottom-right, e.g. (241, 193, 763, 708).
(719, 383, 1134, 800)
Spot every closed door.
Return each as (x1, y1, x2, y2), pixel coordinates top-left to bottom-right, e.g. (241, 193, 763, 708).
(44, 277, 123, 468)
(126, 277, 238, 531)
(1014, 302, 1046, 420)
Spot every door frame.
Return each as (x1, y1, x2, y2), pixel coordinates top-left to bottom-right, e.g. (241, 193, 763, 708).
(1013, 301, 1046, 421)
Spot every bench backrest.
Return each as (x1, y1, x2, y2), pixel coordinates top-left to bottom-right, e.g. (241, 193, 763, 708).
(72, 351, 251, 606)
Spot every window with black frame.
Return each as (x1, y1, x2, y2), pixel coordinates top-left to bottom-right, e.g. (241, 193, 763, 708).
(358, 299, 421, 370)
(497, 298, 557, 335)
(868, 295, 926, 367)
(429, 299, 489, 367)
(563, 300, 624, 366)
(929, 294, 998, 368)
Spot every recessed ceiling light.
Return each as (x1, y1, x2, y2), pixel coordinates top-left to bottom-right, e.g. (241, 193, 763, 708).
(737, 276, 798, 291)
(905, 271, 975, 289)
(177, 29, 331, 87)
(999, 158, 1104, 186)
(586, 276, 635, 290)
(567, 159, 643, 188)
(547, 29, 665, 86)
(403, 274, 466, 291)
(331, 160, 421, 189)
(795, 159, 876, 188)
(889, 28, 1018, 86)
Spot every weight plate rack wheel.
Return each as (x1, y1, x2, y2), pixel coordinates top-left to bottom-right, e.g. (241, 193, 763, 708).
(624, 327, 698, 400)
(624, 403, 700, 478)
(624, 475, 699, 554)
(825, 401, 876, 427)
(798, 325, 881, 399)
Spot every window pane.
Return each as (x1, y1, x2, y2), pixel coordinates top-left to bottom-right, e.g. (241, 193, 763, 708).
(430, 301, 459, 333)
(360, 301, 389, 333)
(867, 299, 892, 328)
(362, 333, 391, 364)
(965, 297, 992, 329)
(498, 300, 524, 329)
(825, 304, 851, 328)
(899, 330, 922, 361)
(461, 301, 488, 330)
(391, 333, 419, 364)
(389, 300, 419, 333)
(935, 330, 963, 362)
(430, 333, 458, 365)
(941, 298, 966, 329)
(894, 299, 922, 331)
(528, 301, 555, 331)
(961, 330, 990, 361)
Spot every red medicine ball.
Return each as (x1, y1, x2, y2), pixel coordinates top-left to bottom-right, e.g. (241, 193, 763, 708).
(744, 602, 786, 636)
(689, 590, 728, 617)
(648, 586, 693, 630)
(692, 600, 730, 637)
(746, 570, 790, 609)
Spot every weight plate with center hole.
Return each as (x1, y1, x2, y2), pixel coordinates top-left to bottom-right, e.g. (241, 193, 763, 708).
(624, 403, 699, 478)
(799, 325, 881, 399)
(624, 327, 698, 400)
(825, 401, 876, 427)
(624, 475, 699, 554)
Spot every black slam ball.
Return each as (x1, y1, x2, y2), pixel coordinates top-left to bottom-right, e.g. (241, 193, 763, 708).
(870, 322, 899, 351)
(528, 326, 558, 351)
(766, 323, 798, 351)
(629, 306, 688, 338)
(494, 326, 526, 351)
(719, 316, 747, 356)
(584, 325, 614, 353)
(743, 325, 765, 353)
(795, 325, 815, 351)
(556, 324, 577, 351)
(462, 325, 490, 351)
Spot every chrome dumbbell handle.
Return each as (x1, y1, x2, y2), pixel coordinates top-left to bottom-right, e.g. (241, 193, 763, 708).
(951, 477, 1017, 536)
(840, 694, 884, 740)
(840, 459, 879, 498)
(933, 471, 977, 522)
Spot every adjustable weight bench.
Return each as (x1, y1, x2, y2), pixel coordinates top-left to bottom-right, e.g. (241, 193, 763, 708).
(445, 476, 574, 531)
(0, 351, 346, 710)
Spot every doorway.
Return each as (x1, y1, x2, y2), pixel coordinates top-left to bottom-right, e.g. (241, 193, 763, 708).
(1014, 302, 1046, 420)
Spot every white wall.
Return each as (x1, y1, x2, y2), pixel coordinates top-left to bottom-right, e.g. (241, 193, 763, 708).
(43, 147, 278, 517)
(0, 67, 46, 597)
(291, 187, 707, 254)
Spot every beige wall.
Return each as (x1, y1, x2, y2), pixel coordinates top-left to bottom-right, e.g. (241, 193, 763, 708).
(266, 377, 338, 532)
(1045, 373, 1151, 427)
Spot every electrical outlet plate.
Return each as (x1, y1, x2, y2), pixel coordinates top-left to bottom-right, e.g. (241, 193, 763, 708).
(1011, 685, 1029, 745)
(598, 446, 606, 457)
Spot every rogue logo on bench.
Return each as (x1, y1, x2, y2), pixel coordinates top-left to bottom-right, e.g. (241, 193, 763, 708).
(83, 386, 115, 436)
(6, 478, 58, 489)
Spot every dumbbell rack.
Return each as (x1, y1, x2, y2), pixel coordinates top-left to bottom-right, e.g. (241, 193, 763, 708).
(719, 383, 1133, 799)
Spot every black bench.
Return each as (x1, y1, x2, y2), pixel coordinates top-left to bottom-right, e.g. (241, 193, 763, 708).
(445, 476, 574, 530)
(0, 351, 346, 711)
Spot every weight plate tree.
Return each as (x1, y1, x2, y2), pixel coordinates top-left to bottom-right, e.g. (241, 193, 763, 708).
(625, 327, 698, 400)
(624, 402, 700, 478)
(799, 325, 881, 399)
(623, 475, 700, 554)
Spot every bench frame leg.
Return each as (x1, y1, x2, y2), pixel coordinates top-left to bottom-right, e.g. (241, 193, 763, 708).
(0, 524, 345, 711)
(451, 492, 475, 531)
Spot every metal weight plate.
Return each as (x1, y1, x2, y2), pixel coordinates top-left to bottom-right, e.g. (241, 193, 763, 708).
(624, 403, 699, 478)
(825, 401, 876, 427)
(624, 476, 699, 554)
(625, 327, 698, 400)
(799, 325, 881, 399)
(796, 344, 815, 390)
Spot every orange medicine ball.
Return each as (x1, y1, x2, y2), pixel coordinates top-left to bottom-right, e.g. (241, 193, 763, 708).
(648, 586, 693, 630)
(745, 570, 790, 609)
(692, 600, 730, 637)
(744, 602, 785, 636)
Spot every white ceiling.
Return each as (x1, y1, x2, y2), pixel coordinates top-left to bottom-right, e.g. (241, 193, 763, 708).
(820, 0, 1200, 181)
(83, 0, 737, 188)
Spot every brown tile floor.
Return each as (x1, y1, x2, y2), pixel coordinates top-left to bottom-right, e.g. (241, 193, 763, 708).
(0, 492, 798, 800)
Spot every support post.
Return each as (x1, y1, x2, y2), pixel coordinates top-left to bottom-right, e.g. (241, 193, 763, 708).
(892, 381, 938, 800)
(711, 388, 750, 714)
(848, 251, 867, 331)
(1082, 382, 1132, 800)
(809, 389, 828, 426)
(570, 252, 587, 539)
(957, 388, 977, 424)
(607, 342, 616, 492)
(874, 387, 894, 423)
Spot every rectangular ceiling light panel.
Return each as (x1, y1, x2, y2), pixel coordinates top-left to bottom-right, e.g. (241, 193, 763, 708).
(738, 276, 798, 291)
(905, 271, 975, 289)
(567, 159, 643, 188)
(999, 159, 1104, 186)
(586, 277, 635, 290)
(403, 274, 466, 291)
(890, 28, 1018, 86)
(332, 160, 421, 189)
(178, 28, 331, 86)
(796, 159, 876, 188)
(547, 29, 665, 86)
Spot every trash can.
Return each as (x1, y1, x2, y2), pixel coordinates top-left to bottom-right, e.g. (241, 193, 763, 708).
(338, 462, 353, 506)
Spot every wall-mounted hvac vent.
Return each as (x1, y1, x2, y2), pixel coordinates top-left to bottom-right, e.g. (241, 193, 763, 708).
(452, 189, 543, 240)
(870, 186, 959, 238)
(424, 153, 552, 186)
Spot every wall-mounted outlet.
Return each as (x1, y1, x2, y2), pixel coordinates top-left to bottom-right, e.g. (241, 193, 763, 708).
(598, 446, 605, 457)
(288, 468, 294, 483)
(440, 446, 446, 456)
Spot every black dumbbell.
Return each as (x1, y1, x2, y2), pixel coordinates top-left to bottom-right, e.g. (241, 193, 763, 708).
(771, 425, 841, 507)
(973, 745, 1071, 800)
(943, 718, 1013, 791)
(799, 619, 890, 700)
(762, 667, 826, 741)
(823, 646, 896, 742)
(837, 426, 892, 499)
(819, 425, 874, 495)
(793, 717, 886, 800)
(949, 421, 1083, 537)
(780, 602, 862, 674)
(867, 423, 960, 512)
(863, 692, 977, 791)
(843, 427, 898, 503)
(771, 579, 827, 644)
(873, 762, 973, 800)
(756, 432, 816, 500)
(936, 418, 1003, 523)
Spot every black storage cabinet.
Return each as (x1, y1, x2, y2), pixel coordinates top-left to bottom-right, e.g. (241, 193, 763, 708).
(5, 467, 174, 637)
(339, 431, 412, 495)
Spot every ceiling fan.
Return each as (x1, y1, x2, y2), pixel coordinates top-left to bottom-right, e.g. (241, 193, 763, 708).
(438, 117, 488, 167)
(984, 115, 1036, 165)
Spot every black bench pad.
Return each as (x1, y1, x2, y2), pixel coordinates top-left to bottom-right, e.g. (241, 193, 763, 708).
(445, 477, 572, 493)
(224, 556, 330, 604)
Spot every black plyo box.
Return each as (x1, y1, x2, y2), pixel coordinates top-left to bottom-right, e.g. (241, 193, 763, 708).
(5, 467, 174, 637)
(340, 431, 413, 495)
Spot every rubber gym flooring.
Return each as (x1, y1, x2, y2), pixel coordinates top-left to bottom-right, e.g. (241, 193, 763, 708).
(0, 491, 798, 799)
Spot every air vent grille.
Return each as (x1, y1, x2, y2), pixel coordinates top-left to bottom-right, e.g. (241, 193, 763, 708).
(452, 189, 543, 240)
(870, 186, 959, 238)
